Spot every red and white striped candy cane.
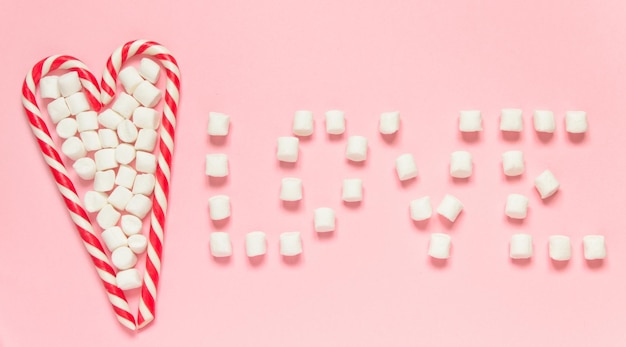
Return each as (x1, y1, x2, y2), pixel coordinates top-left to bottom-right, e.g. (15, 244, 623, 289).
(101, 40, 181, 329)
(21, 55, 136, 330)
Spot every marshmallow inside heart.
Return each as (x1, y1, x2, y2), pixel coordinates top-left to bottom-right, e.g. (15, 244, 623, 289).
(23, 40, 181, 331)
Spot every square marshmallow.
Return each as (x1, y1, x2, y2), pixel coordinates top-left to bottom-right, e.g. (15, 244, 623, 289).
(80, 131, 102, 152)
(325, 110, 345, 135)
(128, 234, 148, 254)
(97, 204, 121, 229)
(208, 195, 231, 220)
(346, 136, 368, 162)
(450, 151, 472, 178)
(116, 269, 142, 290)
(379, 111, 400, 135)
(73, 157, 96, 180)
(139, 58, 161, 84)
(112, 92, 140, 118)
(94, 148, 118, 171)
(210, 232, 232, 257)
(459, 110, 482, 132)
(342, 179, 363, 202)
(395, 154, 418, 181)
(565, 111, 587, 133)
(58, 71, 82, 97)
(293, 110, 314, 136)
(549, 235, 571, 261)
(246, 231, 267, 257)
(133, 80, 162, 108)
(505, 194, 529, 219)
(101, 226, 127, 252)
(502, 150, 524, 176)
(136, 151, 157, 174)
(276, 137, 299, 162)
(428, 233, 451, 259)
(65, 92, 90, 115)
(94, 170, 115, 192)
(39, 76, 60, 99)
(280, 178, 303, 201)
(61, 136, 87, 161)
(208, 112, 230, 136)
(76, 111, 98, 132)
(205, 154, 229, 177)
(84, 191, 108, 213)
(314, 207, 335, 232)
(108, 186, 133, 210)
(47, 97, 71, 124)
(534, 170, 560, 199)
(98, 109, 124, 130)
(115, 165, 137, 189)
(510, 233, 533, 259)
(99, 129, 119, 148)
(135, 129, 158, 152)
(133, 107, 160, 129)
(125, 194, 153, 219)
(533, 110, 555, 133)
(436, 194, 463, 222)
(500, 108, 523, 132)
(118, 66, 144, 94)
(56, 118, 78, 139)
(583, 235, 606, 260)
(410, 196, 432, 221)
(133, 174, 156, 196)
(280, 232, 302, 256)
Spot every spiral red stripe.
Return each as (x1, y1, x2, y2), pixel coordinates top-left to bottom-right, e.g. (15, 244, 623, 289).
(22, 55, 136, 330)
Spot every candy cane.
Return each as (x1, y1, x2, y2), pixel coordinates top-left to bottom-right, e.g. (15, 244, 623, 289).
(101, 40, 181, 329)
(21, 55, 136, 330)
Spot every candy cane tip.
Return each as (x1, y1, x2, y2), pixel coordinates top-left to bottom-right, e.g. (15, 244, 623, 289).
(119, 318, 137, 331)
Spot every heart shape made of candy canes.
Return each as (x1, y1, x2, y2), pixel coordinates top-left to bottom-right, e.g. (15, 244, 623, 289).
(21, 40, 181, 331)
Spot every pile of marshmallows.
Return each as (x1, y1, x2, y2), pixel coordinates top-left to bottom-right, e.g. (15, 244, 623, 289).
(41, 59, 163, 290)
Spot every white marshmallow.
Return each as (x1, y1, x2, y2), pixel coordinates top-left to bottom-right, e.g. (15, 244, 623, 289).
(583, 235, 606, 260)
(436, 194, 463, 222)
(97, 109, 124, 130)
(208, 195, 231, 220)
(73, 157, 96, 180)
(58, 71, 82, 97)
(101, 226, 127, 252)
(112, 92, 140, 119)
(314, 207, 335, 232)
(55, 117, 78, 138)
(133, 80, 162, 107)
(500, 108, 523, 132)
(80, 130, 102, 151)
(65, 92, 90, 115)
(98, 129, 119, 149)
(118, 66, 144, 94)
(346, 136, 368, 162)
(97, 204, 121, 229)
(115, 165, 137, 189)
(410, 196, 432, 221)
(549, 235, 571, 261)
(510, 233, 533, 259)
(83, 191, 108, 213)
(342, 179, 363, 202)
(502, 150, 524, 176)
(205, 154, 229, 177)
(135, 129, 158, 152)
(47, 97, 71, 124)
(94, 148, 118, 171)
(135, 151, 157, 173)
(505, 194, 529, 219)
(533, 110, 555, 133)
(117, 120, 138, 143)
(450, 151, 472, 178)
(94, 170, 116, 192)
(534, 170, 560, 199)
(428, 233, 451, 259)
(208, 112, 230, 136)
(132, 173, 156, 196)
(395, 154, 418, 181)
(210, 232, 232, 257)
(125, 194, 153, 219)
(61, 136, 86, 161)
(115, 143, 136, 165)
(565, 111, 588, 133)
(76, 111, 98, 132)
(325, 110, 345, 135)
(459, 110, 482, 132)
(246, 231, 267, 257)
(108, 186, 133, 210)
(128, 234, 148, 254)
(120, 214, 142, 236)
(280, 178, 303, 201)
(111, 246, 137, 270)
(379, 111, 400, 135)
(116, 269, 142, 290)
(133, 107, 160, 129)
(39, 76, 60, 99)
(280, 232, 302, 256)
(276, 137, 299, 162)
(139, 58, 161, 84)
(293, 110, 314, 136)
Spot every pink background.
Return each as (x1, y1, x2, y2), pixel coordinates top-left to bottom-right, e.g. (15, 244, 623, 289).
(2, 0, 626, 346)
